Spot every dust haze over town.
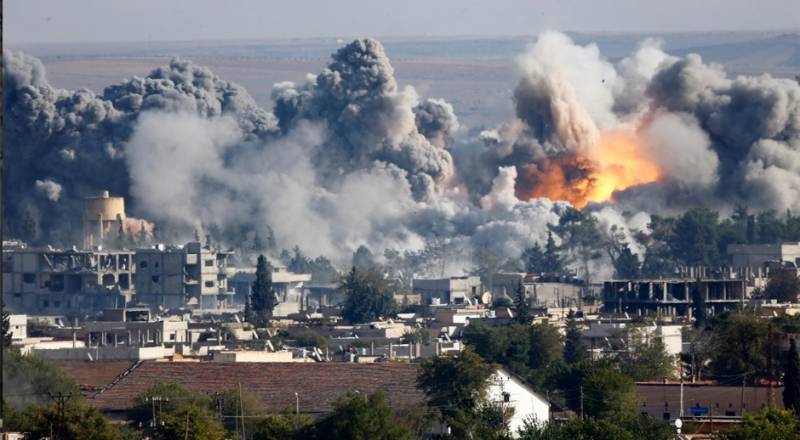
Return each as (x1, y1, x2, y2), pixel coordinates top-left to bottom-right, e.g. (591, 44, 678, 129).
(5, 1, 800, 438)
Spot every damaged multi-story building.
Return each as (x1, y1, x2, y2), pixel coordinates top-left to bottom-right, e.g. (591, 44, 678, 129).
(602, 268, 759, 318)
(2, 245, 136, 315)
(134, 242, 234, 311)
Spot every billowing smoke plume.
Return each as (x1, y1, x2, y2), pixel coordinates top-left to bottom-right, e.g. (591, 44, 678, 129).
(465, 31, 800, 217)
(5, 33, 800, 277)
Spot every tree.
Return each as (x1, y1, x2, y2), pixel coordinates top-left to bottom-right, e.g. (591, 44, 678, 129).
(292, 329, 328, 348)
(418, 349, 495, 438)
(528, 322, 563, 371)
(723, 409, 800, 440)
(3, 349, 79, 409)
(252, 409, 314, 440)
(672, 208, 720, 266)
(518, 415, 672, 440)
(7, 400, 128, 440)
(514, 280, 532, 325)
(551, 208, 603, 282)
(314, 390, 412, 440)
(784, 339, 800, 415)
(765, 268, 800, 303)
(613, 244, 640, 279)
(248, 254, 277, 327)
(582, 366, 638, 418)
(617, 327, 674, 381)
(352, 245, 378, 271)
(564, 316, 587, 364)
(710, 313, 771, 383)
(130, 383, 223, 440)
(310, 256, 338, 284)
(522, 242, 546, 273)
(340, 267, 398, 323)
(218, 387, 264, 436)
(542, 231, 564, 273)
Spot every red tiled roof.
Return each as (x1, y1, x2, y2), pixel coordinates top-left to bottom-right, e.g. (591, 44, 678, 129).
(79, 361, 423, 415)
(55, 361, 135, 395)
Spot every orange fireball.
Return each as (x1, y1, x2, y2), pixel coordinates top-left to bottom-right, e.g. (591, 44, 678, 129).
(516, 129, 662, 208)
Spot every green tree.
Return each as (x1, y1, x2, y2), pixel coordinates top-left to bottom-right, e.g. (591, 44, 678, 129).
(352, 245, 378, 271)
(418, 349, 495, 438)
(710, 313, 771, 383)
(3, 349, 79, 409)
(617, 328, 674, 381)
(612, 244, 640, 279)
(723, 408, 800, 440)
(218, 387, 264, 436)
(252, 409, 314, 440)
(314, 390, 412, 440)
(522, 242, 546, 273)
(672, 208, 720, 266)
(518, 415, 671, 440)
(756, 210, 787, 244)
(551, 208, 603, 282)
(582, 366, 638, 418)
(543, 230, 564, 273)
(129, 383, 212, 427)
(155, 403, 225, 440)
(528, 322, 563, 371)
(292, 329, 328, 348)
(248, 254, 277, 327)
(564, 316, 587, 364)
(514, 280, 532, 325)
(310, 256, 339, 284)
(784, 338, 800, 415)
(765, 268, 800, 303)
(340, 267, 398, 323)
(7, 400, 127, 440)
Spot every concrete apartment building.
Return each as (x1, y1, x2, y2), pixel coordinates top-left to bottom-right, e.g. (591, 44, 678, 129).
(31, 307, 188, 361)
(728, 242, 800, 269)
(602, 276, 749, 318)
(134, 242, 233, 310)
(2, 246, 136, 315)
(492, 272, 584, 308)
(413, 276, 483, 305)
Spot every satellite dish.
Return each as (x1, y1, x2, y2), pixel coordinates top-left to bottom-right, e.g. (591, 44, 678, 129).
(481, 292, 492, 305)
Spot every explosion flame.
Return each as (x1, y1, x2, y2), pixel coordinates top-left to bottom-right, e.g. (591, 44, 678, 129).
(515, 129, 662, 208)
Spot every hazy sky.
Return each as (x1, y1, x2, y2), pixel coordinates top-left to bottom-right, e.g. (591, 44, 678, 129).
(5, 0, 800, 44)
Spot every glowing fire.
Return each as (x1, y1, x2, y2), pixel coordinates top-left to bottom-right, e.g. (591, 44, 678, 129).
(515, 130, 662, 208)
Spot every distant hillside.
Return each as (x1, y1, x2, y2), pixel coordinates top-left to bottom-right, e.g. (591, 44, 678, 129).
(676, 33, 800, 68)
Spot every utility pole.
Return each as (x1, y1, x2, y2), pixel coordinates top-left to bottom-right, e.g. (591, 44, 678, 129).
(48, 392, 72, 440)
(579, 384, 584, 420)
(239, 382, 246, 440)
(740, 373, 747, 415)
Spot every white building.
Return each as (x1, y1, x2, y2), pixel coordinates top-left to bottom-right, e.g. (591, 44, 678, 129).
(413, 276, 483, 305)
(487, 368, 550, 436)
(7, 314, 27, 340)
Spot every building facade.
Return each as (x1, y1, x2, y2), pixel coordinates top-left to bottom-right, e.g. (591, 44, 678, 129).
(134, 242, 233, 310)
(2, 246, 135, 315)
(413, 276, 483, 305)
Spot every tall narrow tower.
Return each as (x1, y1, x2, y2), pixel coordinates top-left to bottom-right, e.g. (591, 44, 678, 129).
(83, 190, 126, 249)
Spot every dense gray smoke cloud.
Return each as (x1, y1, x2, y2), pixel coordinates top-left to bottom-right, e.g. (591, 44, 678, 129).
(5, 33, 800, 278)
(462, 31, 800, 218)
